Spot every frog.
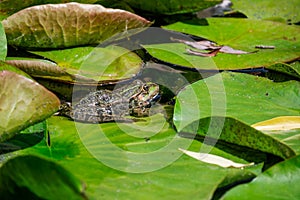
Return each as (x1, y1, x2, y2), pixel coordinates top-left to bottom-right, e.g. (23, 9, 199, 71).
(60, 80, 160, 123)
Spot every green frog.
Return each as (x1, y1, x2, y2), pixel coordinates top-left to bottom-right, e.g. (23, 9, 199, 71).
(60, 80, 160, 123)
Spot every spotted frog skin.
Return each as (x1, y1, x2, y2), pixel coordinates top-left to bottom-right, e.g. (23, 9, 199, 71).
(61, 80, 160, 123)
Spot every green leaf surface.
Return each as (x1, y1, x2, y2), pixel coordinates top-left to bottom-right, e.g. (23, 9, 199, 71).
(222, 155, 300, 200)
(30, 45, 143, 82)
(0, 22, 7, 61)
(0, 155, 86, 199)
(267, 62, 300, 79)
(161, 18, 300, 70)
(111, 0, 222, 15)
(2, 2, 151, 48)
(181, 116, 295, 159)
(10, 115, 257, 199)
(0, 70, 60, 142)
(231, 0, 300, 23)
(174, 72, 300, 128)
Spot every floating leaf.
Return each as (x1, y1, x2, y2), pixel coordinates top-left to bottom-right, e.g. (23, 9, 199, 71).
(174, 72, 300, 128)
(231, 0, 300, 23)
(0, 22, 7, 61)
(0, 155, 86, 199)
(179, 148, 254, 168)
(161, 18, 300, 69)
(223, 155, 300, 200)
(0, 71, 60, 142)
(14, 115, 256, 199)
(2, 2, 151, 48)
(0, 61, 32, 78)
(98, 0, 222, 15)
(30, 45, 143, 82)
(266, 62, 300, 79)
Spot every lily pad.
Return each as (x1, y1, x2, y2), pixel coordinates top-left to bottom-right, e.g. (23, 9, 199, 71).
(10, 115, 257, 199)
(98, 0, 221, 15)
(30, 45, 143, 82)
(0, 61, 32, 78)
(0, 70, 60, 142)
(0, 155, 86, 199)
(159, 18, 300, 70)
(0, 22, 7, 61)
(231, 0, 300, 23)
(266, 62, 300, 80)
(174, 72, 300, 128)
(222, 155, 300, 200)
(0, 1, 99, 19)
(2, 2, 151, 48)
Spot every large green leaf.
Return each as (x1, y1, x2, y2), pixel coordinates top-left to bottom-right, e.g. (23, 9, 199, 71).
(181, 116, 295, 159)
(0, 155, 86, 199)
(222, 155, 300, 200)
(231, 0, 300, 23)
(0, 22, 7, 61)
(100, 0, 222, 15)
(159, 18, 300, 70)
(0, 71, 60, 142)
(174, 72, 300, 128)
(30, 45, 143, 82)
(2, 2, 151, 48)
(10, 115, 257, 199)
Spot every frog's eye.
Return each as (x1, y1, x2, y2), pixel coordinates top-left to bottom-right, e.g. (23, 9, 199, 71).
(142, 85, 149, 91)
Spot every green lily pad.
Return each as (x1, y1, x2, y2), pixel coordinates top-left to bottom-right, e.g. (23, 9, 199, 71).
(159, 18, 300, 70)
(0, 22, 7, 61)
(231, 0, 300, 23)
(0, 155, 86, 199)
(222, 155, 300, 200)
(2, 2, 151, 48)
(11, 115, 258, 199)
(181, 116, 295, 159)
(99, 0, 221, 15)
(174, 72, 300, 128)
(30, 45, 143, 82)
(0, 70, 60, 142)
(266, 62, 300, 80)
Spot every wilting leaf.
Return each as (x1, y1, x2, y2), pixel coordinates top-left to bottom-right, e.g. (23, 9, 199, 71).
(162, 18, 300, 69)
(231, 0, 300, 23)
(0, 155, 86, 199)
(179, 148, 254, 168)
(0, 71, 60, 142)
(252, 116, 300, 131)
(2, 2, 151, 48)
(6, 59, 94, 83)
(223, 155, 300, 200)
(0, 23, 7, 61)
(0, 61, 32, 78)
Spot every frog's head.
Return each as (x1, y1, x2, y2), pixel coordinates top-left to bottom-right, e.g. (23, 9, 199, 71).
(129, 82, 160, 117)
